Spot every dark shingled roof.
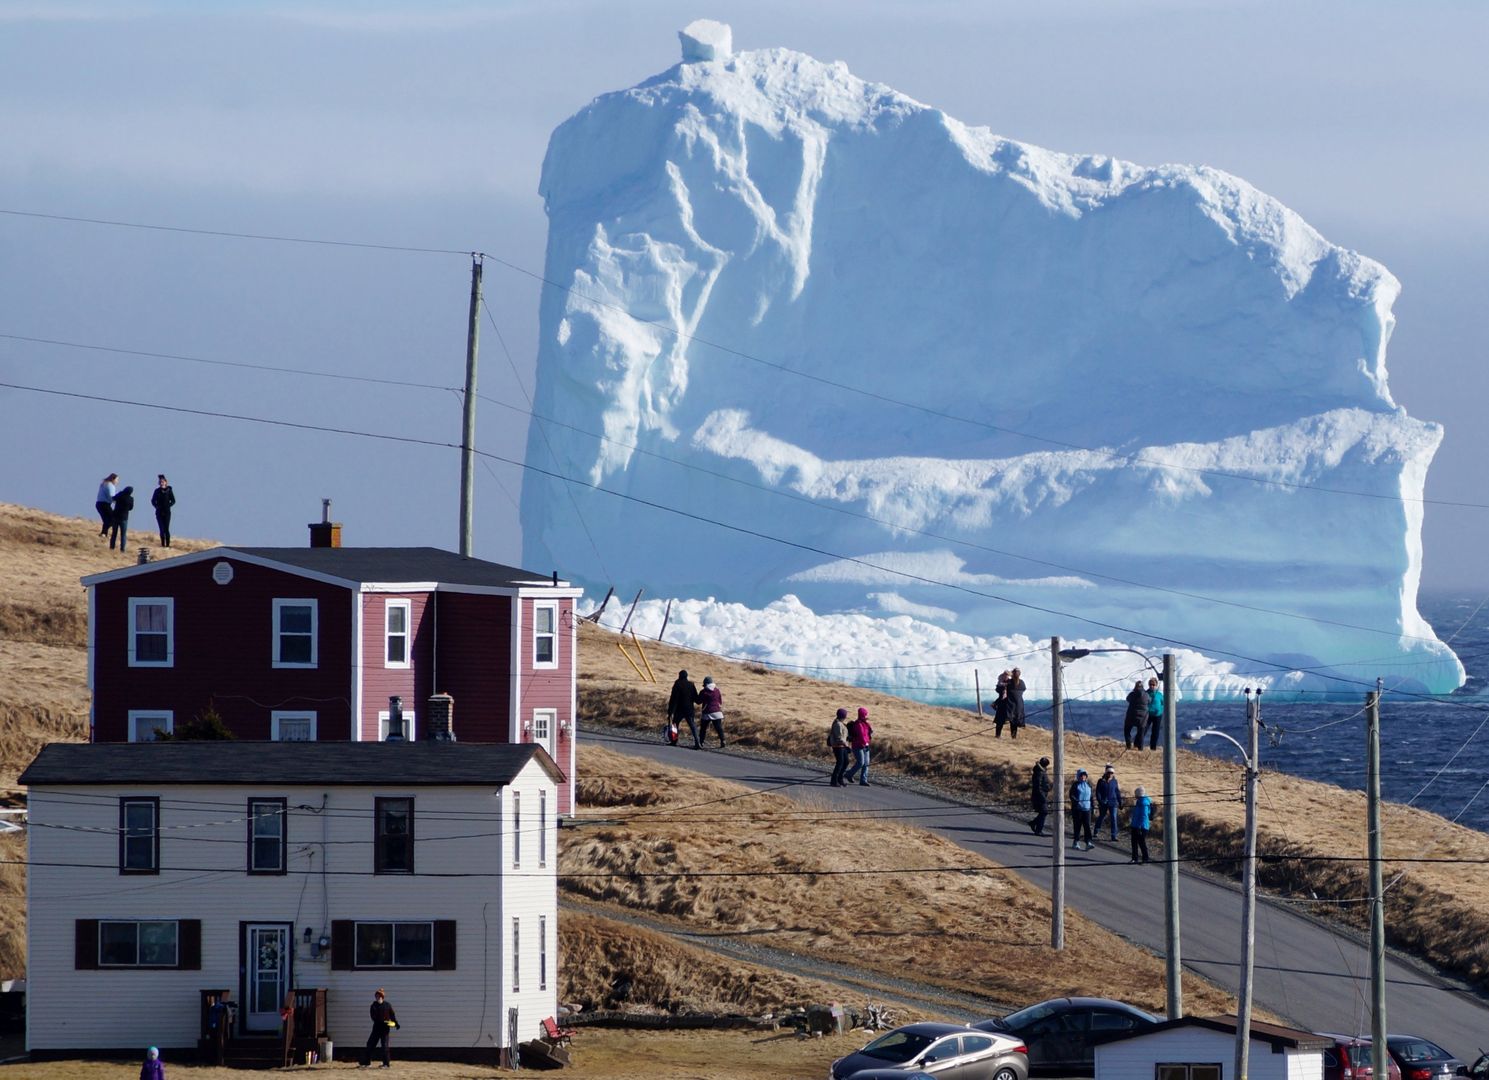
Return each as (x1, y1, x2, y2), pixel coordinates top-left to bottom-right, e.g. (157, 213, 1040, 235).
(19, 741, 562, 787)
(1093, 1015, 1332, 1052)
(231, 547, 566, 589)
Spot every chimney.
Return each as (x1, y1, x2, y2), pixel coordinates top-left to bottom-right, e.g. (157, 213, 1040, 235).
(308, 498, 342, 548)
(137, 547, 152, 566)
(426, 693, 456, 742)
(386, 695, 406, 742)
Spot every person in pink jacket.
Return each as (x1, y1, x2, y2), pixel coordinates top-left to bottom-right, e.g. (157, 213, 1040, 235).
(697, 676, 725, 747)
(844, 707, 874, 786)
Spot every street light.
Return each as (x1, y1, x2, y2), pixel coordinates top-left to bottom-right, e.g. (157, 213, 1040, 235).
(1184, 687, 1262, 1080)
(1059, 646, 1181, 1021)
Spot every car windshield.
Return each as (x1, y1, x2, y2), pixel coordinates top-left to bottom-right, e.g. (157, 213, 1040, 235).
(1002, 1003, 1059, 1029)
(1395, 1042, 1450, 1062)
(862, 1031, 934, 1064)
(1349, 1045, 1377, 1068)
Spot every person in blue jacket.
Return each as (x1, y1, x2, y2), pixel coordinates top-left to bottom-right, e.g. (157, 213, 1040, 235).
(1094, 764, 1122, 841)
(1069, 769, 1094, 850)
(1145, 677, 1165, 750)
(1129, 785, 1153, 864)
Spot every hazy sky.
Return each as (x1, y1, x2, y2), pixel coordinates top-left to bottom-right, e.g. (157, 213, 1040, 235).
(2, 0, 1485, 592)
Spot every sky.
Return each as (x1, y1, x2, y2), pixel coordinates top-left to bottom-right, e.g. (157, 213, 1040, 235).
(1, 0, 1485, 593)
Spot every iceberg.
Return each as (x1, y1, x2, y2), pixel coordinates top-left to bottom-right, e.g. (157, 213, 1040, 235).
(521, 24, 1465, 699)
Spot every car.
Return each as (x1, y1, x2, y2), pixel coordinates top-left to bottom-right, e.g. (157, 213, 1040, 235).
(973, 997, 1160, 1076)
(830, 1021, 1029, 1080)
(1389, 1036, 1465, 1080)
(1457, 1052, 1489, 1080)
(1317, 1033, 1404, 1080)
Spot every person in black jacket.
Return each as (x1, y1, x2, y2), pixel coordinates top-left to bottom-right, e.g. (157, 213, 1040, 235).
(992, 672, 1012, 737)
(359, 988, 399, 1068)
(1123, 680, 1149, 748)
(1004, 668, 1026, 738)
(667, 669, 700, 748)
(1029, 756, 1052, 835)
(109, 485, 134, 551)
(151, 475, 175, 547)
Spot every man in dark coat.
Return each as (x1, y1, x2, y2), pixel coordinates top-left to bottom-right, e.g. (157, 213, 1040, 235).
(360, 988, 399, 1068)
(151, 474, 175, 547)
(109, 485, 134, 551)
(1123, 680, 1149, 748)
(667, 669, 700, 747)
(1005, 668, 1026, 737)
(1029, 756, 1052, 835)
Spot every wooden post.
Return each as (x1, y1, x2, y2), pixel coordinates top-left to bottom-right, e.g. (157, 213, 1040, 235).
(458, 256, 483, 557)
(1051, 637, 1065, 950)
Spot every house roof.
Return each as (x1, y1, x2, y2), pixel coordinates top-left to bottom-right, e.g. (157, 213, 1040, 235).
(19, 741, 564, 788)
(81, 545, 575, 591)
(1094, 1015, 1332, 1053)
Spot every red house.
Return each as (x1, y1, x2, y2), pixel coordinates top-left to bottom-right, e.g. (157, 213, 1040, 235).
(82, 540, 581, 813)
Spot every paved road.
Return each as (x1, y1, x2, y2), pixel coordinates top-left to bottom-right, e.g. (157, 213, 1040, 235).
(587, 725, 1489, 1059)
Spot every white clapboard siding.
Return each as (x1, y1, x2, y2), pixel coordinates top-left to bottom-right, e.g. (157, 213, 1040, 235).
(26, 757, 557, 1053)
(1097, 1027, 1325, 1080)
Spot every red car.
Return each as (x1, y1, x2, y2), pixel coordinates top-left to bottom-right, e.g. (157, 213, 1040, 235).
(1317, 1034, 1404, 1080)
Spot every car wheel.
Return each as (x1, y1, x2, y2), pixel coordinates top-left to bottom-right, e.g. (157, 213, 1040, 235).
(994, 1067, 1021, 1080)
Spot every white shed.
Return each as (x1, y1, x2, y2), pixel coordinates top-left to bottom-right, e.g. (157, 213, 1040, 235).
(1096, 1015, 1330, 1080)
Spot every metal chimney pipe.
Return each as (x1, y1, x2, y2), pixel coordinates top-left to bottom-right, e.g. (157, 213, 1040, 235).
(386, 695, 405, 742)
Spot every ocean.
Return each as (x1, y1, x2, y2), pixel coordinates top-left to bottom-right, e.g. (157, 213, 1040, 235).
(1057, 592, 1489, 832)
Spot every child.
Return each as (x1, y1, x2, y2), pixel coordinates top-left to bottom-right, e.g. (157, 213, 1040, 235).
(141, 1046, 166, 1080)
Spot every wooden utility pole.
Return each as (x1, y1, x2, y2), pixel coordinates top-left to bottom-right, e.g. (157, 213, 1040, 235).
(1235, 688, 1261, 1080)
(1162, 652, 1183, 1019)
(458, 255, 483, 557)
(1051, 637, 1066, 950)
(1368, 686, 1387, 1080)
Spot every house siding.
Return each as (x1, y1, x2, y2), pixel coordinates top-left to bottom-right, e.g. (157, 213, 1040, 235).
(518, 596, 575, 814)
(360, 592, 434, 740)
(434, 592, 512, 742)
(92, 557, 353, 742)
(1097, 1028, 1321, 1080)
(26, 761, 558, 1054)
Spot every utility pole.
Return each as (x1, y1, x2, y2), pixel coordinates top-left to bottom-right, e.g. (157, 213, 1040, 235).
(1162, 652, 1183, 1019)
(1051, 636, 1066, 950)
(458, 255, 484, 557)
(1235, 688, 1261, 1080)
(1368, 684, 1387, 1080)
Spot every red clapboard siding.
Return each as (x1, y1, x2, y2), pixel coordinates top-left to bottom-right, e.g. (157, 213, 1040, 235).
(433, 591, 512, 742)
(360, 592, 433, 740)
(519, 596, 575, 812)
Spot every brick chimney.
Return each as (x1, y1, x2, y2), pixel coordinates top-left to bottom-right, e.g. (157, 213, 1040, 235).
(308, 498, 342, 549)
(426, 693, 456, 742)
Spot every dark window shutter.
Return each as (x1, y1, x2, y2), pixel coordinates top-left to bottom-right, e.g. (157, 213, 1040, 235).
(331, 920, 354, 970)
(434, 920, 457, 970)
(75, 920, 98, 970)
(178, 919, 202, 970)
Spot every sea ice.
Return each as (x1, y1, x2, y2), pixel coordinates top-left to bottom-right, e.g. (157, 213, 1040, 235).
(679, 19, 732, 62)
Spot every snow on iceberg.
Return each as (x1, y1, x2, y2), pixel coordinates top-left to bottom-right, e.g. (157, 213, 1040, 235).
(522, 24, 1464, 699)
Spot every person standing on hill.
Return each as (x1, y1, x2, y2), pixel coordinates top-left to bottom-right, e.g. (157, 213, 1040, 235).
(151, 474, 175, 547)
(109, 485, 134, 551)
(1029, 756, 1052, 835)
(1069, 768, 1094, 850)
(1129, 785, 1153, 864)
(828, 708, 851, 786)
(697, 676, 725, 747)
(844, 707, 874, 785)
(992, 674, 1013, 738)
(1094, 764, 1122, 841)
(95, 473, 118, 535)
(1005, 668, 1027, 738)
(1146, 676, 1164, 750)
(667, 669, 700, 748)
(1123, 680, 1149, 749)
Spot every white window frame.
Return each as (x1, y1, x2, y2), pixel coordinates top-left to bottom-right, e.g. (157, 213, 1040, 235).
(385, 599, 411, 669)
(532, 602, 559, 669)
(353, 920, 434, 969)
(539, 914, 547, 990)
(271, 598, 318, 669)
(127, 710, 173, 742)
(539, 790, 547, 868)
(512, 917, 520, 992)
(127, 597, 174, 668)
(532, 709, 555, 752)
(377, 710, 417, 742)
(98, 919, 179, 968)
(512, 791, 521, 868)
(270, 710, 318, 741)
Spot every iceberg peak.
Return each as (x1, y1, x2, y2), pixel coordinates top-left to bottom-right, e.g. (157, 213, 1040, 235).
(679, 19, 732, 63)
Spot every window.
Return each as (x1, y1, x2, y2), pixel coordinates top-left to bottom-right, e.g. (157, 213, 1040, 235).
(75, 919, 199, 969)
(539, 915, 547, 990)
(356, 922, 433, 968)
(119, 797, 159, 874)
(539, 790, 547, 867)
(272, 599, 318, 668)
(512, 792, 521, 868)
(964, 1035, 994, 1055)
(127, 711, 173, 742)
(512, 918, 520, 991)
(377, 710, 416, 742)
(374, 797, 414, 873)
(533, 603, 558, 668)
(127, 598, 174, 667)
(271, 711, 317, 741)
(1158, 1065, 1223, 1080)
(247, 798, 287, 874)
(385, 600, 411, 667)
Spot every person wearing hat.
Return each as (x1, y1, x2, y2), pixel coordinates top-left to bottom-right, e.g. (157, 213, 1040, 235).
(1129, 785, 1154, 863)
(1145, 677, 1165, 751)
(844, 707, 874, 785)
(1005, 668, 1027, 738)
(1069, 768, 1094, 850)
(359, 987, 399, 1068)
(697, 676, 725, 747)
(151, 474, 176, 547)
(667, 669, 700, 747)
(828, 708, 852, 786)
(1094, 764, 1123, 841)
(1029, 756, 1052, 835)
(140, 1045, 166, 1080)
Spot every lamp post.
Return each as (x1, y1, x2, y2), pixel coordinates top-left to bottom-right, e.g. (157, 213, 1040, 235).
(1059, 647, 1181, 1019)
(1184, 687, 1261, 1080)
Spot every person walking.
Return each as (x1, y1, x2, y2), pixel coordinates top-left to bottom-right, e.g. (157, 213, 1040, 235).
(828, 708, 852, 786)
(109, 485, 135, 552)
(844, 707, 874, 785)
(697, 676, 725, 747)
(1129, 785, 1153, 864)
(140, 1046, 166, 1080)
(1094, 764, 1122, 841)
(1069, 768, 1094, 850)
(359, 988, 399, 1068)
(1123, 680, 1149, 749)
(151, 474, 175, 547)
(95, 473, 118, 535)
(992, 674, 1013, 738)
(667, 669, 700, 747)
(1005, 668, 1027, 738)
(1145, 676, 1164, 750)
(1029, 756, 1052, 835)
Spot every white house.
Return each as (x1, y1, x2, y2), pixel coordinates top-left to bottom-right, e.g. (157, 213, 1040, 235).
(20, 727, 561, 1063)
(1096, 1016, 1330, 1080)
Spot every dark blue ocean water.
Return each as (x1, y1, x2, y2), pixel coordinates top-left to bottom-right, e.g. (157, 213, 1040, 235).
(1058, 592, 1489, 832)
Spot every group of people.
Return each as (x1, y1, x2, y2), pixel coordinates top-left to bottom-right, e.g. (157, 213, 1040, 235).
(827, 706, 874, 786)
(990, 668, 1026, 738)
(1029, 757, 1154, 864)
(665, 670, 727, 748)
(96, 472, 175, 552)
(1122, 677, 1165, 750)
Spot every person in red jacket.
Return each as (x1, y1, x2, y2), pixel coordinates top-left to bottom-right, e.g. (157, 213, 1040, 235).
(844, 707, 874, 786)
(697, 676, 725, 747)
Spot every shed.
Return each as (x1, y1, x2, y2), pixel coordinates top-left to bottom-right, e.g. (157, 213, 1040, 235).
(1095, 1015, 1330, 1080)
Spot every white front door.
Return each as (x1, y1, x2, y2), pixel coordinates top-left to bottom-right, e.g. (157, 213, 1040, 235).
(245, 924, 290, 1033)
(532, 709, 556, 757)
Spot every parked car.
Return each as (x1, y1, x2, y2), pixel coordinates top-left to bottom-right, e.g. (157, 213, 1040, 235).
(831, 1021, 1029, 1080)
(1389, 1036, 1465, 1080)
(973, 997, 1160, 1076)
(1458, 1052, 1489, 1080)
(1317, 1033, 1404, 1080)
